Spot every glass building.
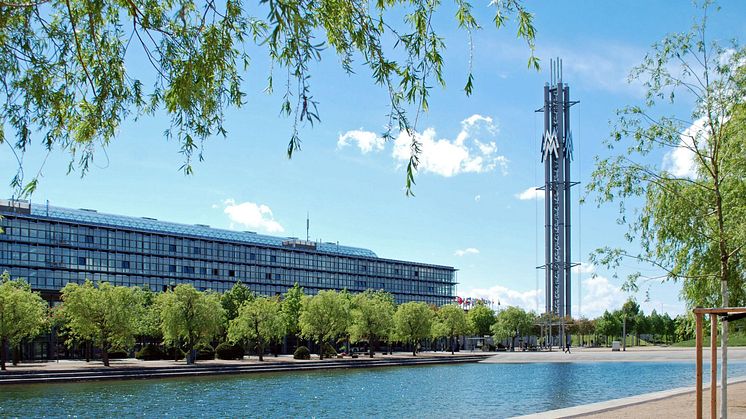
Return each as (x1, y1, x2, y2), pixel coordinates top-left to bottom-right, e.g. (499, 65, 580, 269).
(0, 199, 457, 305)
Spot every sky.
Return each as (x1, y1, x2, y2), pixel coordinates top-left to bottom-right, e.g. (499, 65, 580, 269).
(2, 1, 745, 318)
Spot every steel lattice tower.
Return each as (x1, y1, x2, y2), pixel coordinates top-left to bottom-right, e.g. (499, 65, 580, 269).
(537, 59, 578, 329)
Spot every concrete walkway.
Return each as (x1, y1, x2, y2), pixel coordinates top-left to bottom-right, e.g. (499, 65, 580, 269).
(0, 352, 491, 385)
(481, 346, 746, 363)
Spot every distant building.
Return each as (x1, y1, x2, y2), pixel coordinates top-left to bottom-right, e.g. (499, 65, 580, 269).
(0, 199, 457, 305)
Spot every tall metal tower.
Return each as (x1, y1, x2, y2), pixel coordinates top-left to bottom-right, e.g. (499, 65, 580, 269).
(537, 59, 578, 332)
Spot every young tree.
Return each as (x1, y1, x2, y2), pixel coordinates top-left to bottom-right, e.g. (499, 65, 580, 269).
(2, 0, 536, 197)
(0, 273, 48, 370)
(491, 306, 535, 350)
(228, 297, 285, 361)
(467, 304, 495, 337)
(221, 281, 255, 322)
(281, 283, 305, 350)
(61, 280, 143, 367)
(574, 317, 595, 347)
(586, 5, 745, 410)
(594, 310, 622, 346)
(299, 290, 347, 359)
(157, 284, 225, 364)
(394, 302, 434, 356)
(349, 291, 395, 357)
(434, 304, 469, 354)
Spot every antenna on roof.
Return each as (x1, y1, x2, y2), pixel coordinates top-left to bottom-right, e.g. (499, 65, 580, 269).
(306, 212, 310, 242)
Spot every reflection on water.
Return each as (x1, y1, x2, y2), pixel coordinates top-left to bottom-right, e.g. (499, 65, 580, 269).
(1, 361, 745, 418)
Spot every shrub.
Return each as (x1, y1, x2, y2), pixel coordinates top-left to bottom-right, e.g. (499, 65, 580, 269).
(196, 345, 215, 360)
(107, 350, 129, 359)
(216, 342, 244, 360)
(165, 346, 186, 360)
(322, 343, 337, 358)
(136, 344, 165, 361)
(293, 346, 310, 360)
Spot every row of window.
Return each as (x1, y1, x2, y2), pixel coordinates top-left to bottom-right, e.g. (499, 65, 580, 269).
(1, 267, 455, 305)
(1, 219, 453, 281)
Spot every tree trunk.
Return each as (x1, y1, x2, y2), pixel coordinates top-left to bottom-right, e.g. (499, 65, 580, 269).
(102, 347, 110, 367)
(12, 344, 20, 366)
(1, 337, 7, 371)
(258, 340, 264, 362)
(319, 338, 323, 360)
(450, 336, 455, 355)
(369, 337, 375, 358)
(85, 341, 91, 362)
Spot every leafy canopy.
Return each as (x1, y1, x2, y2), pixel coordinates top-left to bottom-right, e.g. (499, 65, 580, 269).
(0, 272, 48, 370)
(393, 301, 433, 354)
(586, 4, 746, 308)
(490, 305, 534, 340)
(228, 296, 285, 361)
(1, 0, 536, 196)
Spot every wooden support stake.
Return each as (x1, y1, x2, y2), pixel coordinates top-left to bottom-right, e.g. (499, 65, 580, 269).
(711, 315, 718, 419)
(696, 312, 703, 419)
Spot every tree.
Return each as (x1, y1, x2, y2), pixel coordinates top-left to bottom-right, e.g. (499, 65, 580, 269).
(60, 280, 142, 367)
(349, 290, 395, 358)
(620, 298, 640, 346)
(281, 283, 305, 348)
(298, 290, 347, 359)
(594, 310, 622, 346)
(156, 284, 225, 364)
(135, 286, 162, 345)
(467, 304, 495, 337)
(228, 296, 285, 361)
(434, 304, 469, 354)
(586, 7, 745, 409)
(648, 310, 665, 343)
(0, 273, 48, 370)
(574, 317, 595, 347)
(1, 0, 536, 197)
(490, 306, 534, 350)
(221, 281, 255, 322)
(394, 302, 434, 356)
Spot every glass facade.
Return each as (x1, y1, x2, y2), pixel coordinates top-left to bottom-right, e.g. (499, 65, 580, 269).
(0, 200, 457, 305)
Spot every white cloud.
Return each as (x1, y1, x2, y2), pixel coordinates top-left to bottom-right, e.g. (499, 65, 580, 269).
(463, 285, 543, 313)
(575, 275, 626, 318)
(662, 117, 706, 179)
(516, 187, 543, 201)
(222, 199, 285, 233)
(474, 195, 481, 202)
(392, 114, 508, 177)
(454, 247, 480, 257)
(571, 262, 596, 275)
(337, 129, 386, 153)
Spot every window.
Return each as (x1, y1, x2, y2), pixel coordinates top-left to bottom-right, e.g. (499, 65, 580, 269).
(265, 272, 272, 280)
(77, 257, 87, 265)
(184, 266, 195, 274)
(169, 244, 177, 252)
(85, 235, 94, 244)
(169, 265, 177, 273)
(270, 255, 277, 263)
(201, 267, 207, 275)
(212, 268, 220, 276)
(250, 253, 256, 261)
(122, 261, 130, 269)
(228, 270, 235, 277)
(193, 247, 200, 255)
(414, 270, 419, 277)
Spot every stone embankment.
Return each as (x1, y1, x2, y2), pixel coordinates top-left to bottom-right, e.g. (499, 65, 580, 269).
(0, 353, 490, 385)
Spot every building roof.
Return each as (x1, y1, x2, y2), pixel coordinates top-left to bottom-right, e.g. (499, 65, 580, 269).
(8, 201, 379, 258)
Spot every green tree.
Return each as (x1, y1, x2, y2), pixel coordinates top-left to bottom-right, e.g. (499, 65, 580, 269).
(60, 280, 143, 367)
(349, 290, 395, 358)
(299, 290, 347, 359)
(490, 306, 534, 350)
(574, 317, 595, 346)
(228, 296, 285, 361)
(135, 286, 162, 344)
(0, 273, 48, 370)
(394, 301, 434, 356)
(594, 310, 622, 346)
(156, 284, 225, 364)
(586, 5, 745, 409)
(648, 310, 665, 343)
(281, 283, 305, 349)
(221, 281, 255, 322)
(434, 304, 469, 354)
(1, 0, 536, 197)
(467, 304, 495, 337)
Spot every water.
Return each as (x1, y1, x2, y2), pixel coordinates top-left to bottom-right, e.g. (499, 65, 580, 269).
(2, 362, 745, 418)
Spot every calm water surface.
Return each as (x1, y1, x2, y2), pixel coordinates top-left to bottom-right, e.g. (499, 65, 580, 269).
(2, 361, 746, 418)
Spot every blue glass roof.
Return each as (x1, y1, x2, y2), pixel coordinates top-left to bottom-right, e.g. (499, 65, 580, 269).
(28, 204, 378, 258)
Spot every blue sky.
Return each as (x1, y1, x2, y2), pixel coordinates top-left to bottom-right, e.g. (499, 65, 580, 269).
(2, 1, 745, 318)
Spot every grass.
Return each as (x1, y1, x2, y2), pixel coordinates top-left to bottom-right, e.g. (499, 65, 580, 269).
(671, 333, 746, 347)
